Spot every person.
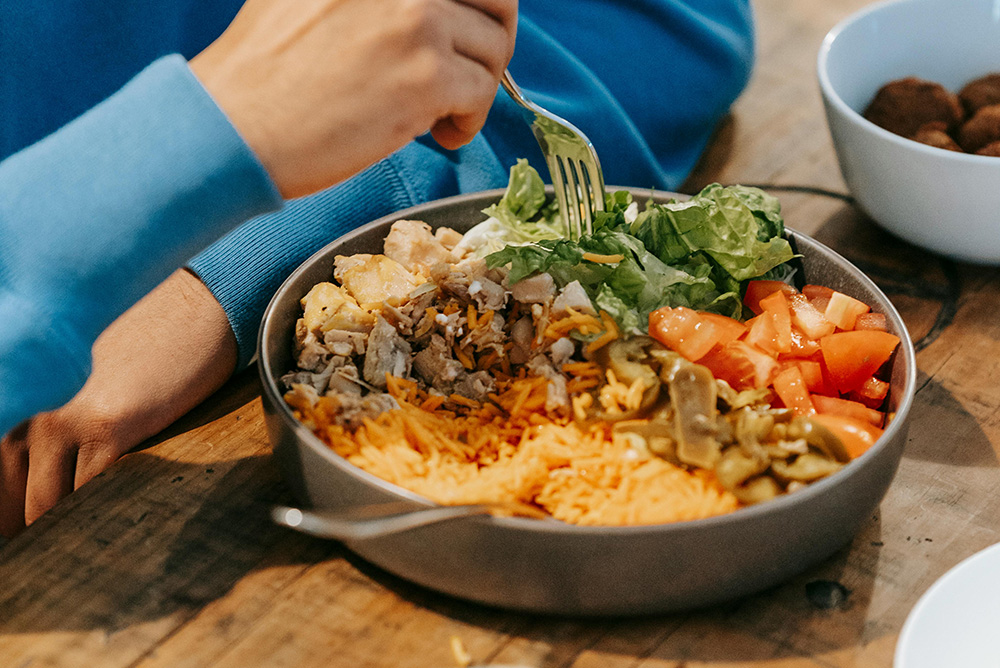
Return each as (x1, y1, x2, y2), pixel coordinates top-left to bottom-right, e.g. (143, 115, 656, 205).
(0, 0, 757, 536)
(0, 0, 518, 534)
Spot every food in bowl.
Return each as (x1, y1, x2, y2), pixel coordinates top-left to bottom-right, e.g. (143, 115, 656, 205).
(863, 73, 1000, 156)
(279, 161, 901, 527)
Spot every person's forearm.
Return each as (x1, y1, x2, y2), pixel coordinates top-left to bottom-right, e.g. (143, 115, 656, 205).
(70, 268, 238, 478)
(0, 55, 281, 437)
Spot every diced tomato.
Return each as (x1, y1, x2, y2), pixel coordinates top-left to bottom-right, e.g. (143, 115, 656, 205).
(743, 280, 796, 315)
(649, 306, 721, 361)
(772, 365, 815, 416)
(758, 290, 792, 352)
(802, 284, 835, 302)
(788, 293, 836, 340)
(698, 340, 778, 391)
(849, 375, 890, 408)
(812, 394, 884, 427)
(824, 291, 870, 330)
(787, 359, 824, 393)
(814, 354, 841, 396)
(698, 312, 747, 345)
(809, 413, 884, 459)
(820, 330, 901, 394)
(744, 312, 784, 356)
(811, 295, 831, 314)
(782, 326, 822, 359)
(854, 312, 889, 331)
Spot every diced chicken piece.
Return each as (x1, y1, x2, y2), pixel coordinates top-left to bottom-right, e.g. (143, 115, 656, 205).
(323, 329, 368, 356)
(333, 392, 400, 429)
(294, 325, 332, 372)
(509, 273, 556, 304)
(509, 316, 534, 365)
(467, 276, 507, 312)
(453, 256, 489, 280)
(379, 301, 415, 336)
(431, 309, 465, 348)
(466, 312, 506, 353)
(451, 370, 496, 403)
(549, 337, 576, 367)
(326, 361, 365, 396)
(527, 355, 570, 413)
(301, 282, 374, 335)
(383, 220, 455, 275)
(435, 226, 464, 251)
(362, 315, 412, 389)
(283, 382, 321, 412)
(398, 283, 439, 322)
(332, 254, 371, 282)
(335, 254, 421, 307)
(413, 334, 464, 388)
(552, 280, 596, 315)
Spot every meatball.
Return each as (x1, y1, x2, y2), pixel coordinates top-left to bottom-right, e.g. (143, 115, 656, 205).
(911, 122, 963, 152)
(958, 104, 1000, 153)
(863, 76, 964, 138)
(975, 140, 1000, 157)
(958, 73, 1000, 116)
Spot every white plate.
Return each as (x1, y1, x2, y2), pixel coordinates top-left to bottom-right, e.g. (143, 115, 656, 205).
(895, 542, 1000, 667)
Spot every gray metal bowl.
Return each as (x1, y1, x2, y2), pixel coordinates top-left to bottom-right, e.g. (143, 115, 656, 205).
(257, 188, 916, 616)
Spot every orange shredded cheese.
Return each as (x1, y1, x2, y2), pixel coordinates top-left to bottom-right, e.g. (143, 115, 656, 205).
(584, 312, 620, 354)
(582, 252, 625, 264)
(453, 344, 475, 370)
(299, 380, 738, 525)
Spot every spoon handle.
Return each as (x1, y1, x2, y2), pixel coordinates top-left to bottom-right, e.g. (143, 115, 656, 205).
(271, 504, 497, 541)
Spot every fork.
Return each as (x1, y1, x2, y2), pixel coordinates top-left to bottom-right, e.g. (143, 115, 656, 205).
(500, 70, 606, 240)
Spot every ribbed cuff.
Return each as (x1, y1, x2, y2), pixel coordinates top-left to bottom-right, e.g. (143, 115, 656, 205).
(188, 159, 415, 369)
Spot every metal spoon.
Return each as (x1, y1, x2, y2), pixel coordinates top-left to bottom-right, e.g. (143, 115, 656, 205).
(271, 501, 553, 541)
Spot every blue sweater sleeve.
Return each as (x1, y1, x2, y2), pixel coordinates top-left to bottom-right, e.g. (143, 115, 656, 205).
(0, 55, 282, 436)
(188, 0, 755, 370)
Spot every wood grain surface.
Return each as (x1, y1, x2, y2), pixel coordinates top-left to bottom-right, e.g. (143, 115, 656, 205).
(4, 1, 1000, 666)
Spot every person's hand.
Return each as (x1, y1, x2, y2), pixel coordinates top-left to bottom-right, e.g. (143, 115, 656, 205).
(189, 0, 518, 199)
(0, 270, 237, 537)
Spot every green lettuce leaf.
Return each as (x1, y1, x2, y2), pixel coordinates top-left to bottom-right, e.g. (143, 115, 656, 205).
(454, 160, 563, 258)
(631, 183, 794, 281)
(482, 158, 547, 226)
(486, 226, 741, 332)
(478, 174, 792, 334)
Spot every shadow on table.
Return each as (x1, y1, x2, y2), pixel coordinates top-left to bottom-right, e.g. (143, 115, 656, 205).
(0, 439, 889, 668)
(0, 451, 336, 636)
(340, 517, 887, 665)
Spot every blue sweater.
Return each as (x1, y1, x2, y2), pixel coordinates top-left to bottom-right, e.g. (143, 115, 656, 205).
(0, 1, 754, 437)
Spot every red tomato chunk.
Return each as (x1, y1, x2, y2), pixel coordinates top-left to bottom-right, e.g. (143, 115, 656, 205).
(647, 280, 902, 459)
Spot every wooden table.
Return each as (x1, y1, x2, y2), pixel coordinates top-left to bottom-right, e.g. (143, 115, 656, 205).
(4, 1, 999, 665)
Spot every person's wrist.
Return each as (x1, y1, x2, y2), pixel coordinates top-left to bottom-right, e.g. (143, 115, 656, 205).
(188, 50, 285, 197)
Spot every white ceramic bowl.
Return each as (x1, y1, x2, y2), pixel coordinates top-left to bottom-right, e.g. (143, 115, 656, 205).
(817, 0, 1000, 263)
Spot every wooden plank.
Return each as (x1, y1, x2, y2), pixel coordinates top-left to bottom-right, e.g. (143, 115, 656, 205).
(3, 1, 999, 666)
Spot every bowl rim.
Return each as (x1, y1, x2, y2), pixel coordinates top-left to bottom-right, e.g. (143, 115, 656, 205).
(258, 186, 917, 536)
(816, 0, 1000, 164)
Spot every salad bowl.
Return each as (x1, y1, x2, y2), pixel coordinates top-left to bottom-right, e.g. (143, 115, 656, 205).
(257, 187, 916, 616)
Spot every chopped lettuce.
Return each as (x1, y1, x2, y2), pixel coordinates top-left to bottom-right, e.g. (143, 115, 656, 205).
(631, 184, 793, 281)
(452, 159, 563, 258)
(487, 225, 743, 334)
(478, 164, 795, 333)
